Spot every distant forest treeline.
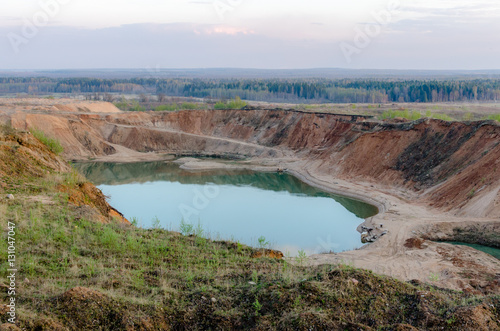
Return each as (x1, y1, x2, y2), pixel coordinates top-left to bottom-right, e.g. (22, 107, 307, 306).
(1, 77, 500, 103)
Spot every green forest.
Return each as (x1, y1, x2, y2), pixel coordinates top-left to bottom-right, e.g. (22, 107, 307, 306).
(1, 77, 499, 103)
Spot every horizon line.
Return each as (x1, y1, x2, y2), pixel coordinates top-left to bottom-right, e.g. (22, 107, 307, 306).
(2, 68, 500, 72)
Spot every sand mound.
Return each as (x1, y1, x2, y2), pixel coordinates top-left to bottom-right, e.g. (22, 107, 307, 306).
(54, 101, 121, 113)
(0, 98, 121, 113)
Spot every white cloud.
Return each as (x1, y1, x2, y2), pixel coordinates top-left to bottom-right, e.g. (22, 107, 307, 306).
(195, 26, 254, 36)
(399, 0, 500, 20)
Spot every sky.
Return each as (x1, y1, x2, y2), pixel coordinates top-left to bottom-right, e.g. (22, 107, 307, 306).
(0, 0, 499, 70)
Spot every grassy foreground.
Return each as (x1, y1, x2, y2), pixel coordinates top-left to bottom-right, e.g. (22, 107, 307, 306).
(0, 125, 499, 330)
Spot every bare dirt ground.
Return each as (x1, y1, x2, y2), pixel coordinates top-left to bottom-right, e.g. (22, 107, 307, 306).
(1, 98, 499, 294)
(0, 97, 121, 113)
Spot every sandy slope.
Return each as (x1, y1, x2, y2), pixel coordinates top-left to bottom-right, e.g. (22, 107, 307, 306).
(0, 97, 121, 113)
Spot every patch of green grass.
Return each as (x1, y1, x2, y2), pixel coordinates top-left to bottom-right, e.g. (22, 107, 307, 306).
(487, 114, 500, 122)
(379, 110, 454, 121)
(253, 298, 263, 316)
(468, 189, 476, 199)
(179, 218, 194, 236)
(155, 104, 178, 111)
(214, 96, 247, 110)
(128, 100, 146, 112)
(31, 128, 64, 155)
(380, 109, 422, 121)
(180, 102, 199, 110)
(114, 99, 129, 110)
(462, 112, 474, 121)
(64, 168, 85, 186)
(114, 99, 145, 112)
(155, 102, 205, 111)
(426, 111, 454, 121)
(429, 272, 440, 282)
(295, 249, 307, 266)
(257, 235, 270, 249)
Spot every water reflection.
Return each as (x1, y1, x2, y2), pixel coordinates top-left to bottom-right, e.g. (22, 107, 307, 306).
(75, 161, 378, 256)
(76, 162, 378, 219)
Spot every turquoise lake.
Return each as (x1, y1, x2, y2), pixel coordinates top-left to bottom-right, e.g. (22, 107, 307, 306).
(75, 162, 378, 256)
(447, 242, 500, 260)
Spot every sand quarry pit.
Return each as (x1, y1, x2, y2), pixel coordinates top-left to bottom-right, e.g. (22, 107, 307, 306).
(1, 99, 499, 294)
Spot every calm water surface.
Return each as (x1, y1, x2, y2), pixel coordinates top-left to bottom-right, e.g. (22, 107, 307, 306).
(447, 242, 500, 260)
(75, 162, 378, 256)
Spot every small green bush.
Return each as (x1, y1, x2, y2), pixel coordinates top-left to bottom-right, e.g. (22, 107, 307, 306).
(214, 97, 247, 110)
(180, 102, 198, 110)
(31, 128, 64, 155)
(114, 99, 145, 112)
(155, 104, 178, 111)
(128, 100, 145, 112)
(214, 101, 227, 110)
(114, 101, 129, 110)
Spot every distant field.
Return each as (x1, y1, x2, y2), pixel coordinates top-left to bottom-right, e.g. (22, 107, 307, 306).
(239, 100, 500, 122)
(1, 94, 499, 122)
(287, 102, 500, 121)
